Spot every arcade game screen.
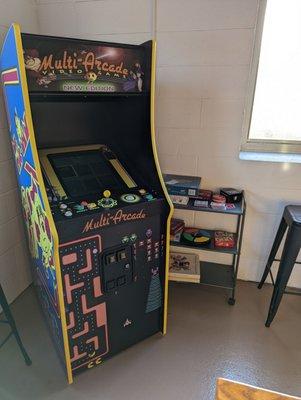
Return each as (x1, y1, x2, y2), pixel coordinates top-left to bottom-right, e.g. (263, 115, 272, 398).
(40, 145, 138, 199)
(49, 150, 128, 197)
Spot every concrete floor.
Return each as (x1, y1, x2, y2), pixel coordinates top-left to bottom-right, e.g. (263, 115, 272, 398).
(1, 281, 301, 400)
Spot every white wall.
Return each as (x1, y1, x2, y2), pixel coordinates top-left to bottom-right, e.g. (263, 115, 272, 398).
(1, 0, 301, 295)
(36, 0, 153, 44)
(0, 0, 39, 303)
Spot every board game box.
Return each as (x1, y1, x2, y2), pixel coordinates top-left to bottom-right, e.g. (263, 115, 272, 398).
(163, 174, 201, 196)
(169, 252, 200, 283)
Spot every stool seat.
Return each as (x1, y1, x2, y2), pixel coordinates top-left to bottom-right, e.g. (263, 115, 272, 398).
(258, 205, 301, 326)
(284, 205, 301, 226)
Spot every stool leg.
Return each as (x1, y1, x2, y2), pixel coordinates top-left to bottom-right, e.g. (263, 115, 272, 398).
(0, 285, 32, 365)
(265, 226, 300, 327)
(258, 217, 287, 289)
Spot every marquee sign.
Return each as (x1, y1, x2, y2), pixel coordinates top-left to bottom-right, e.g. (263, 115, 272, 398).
(22, 34, 146, 93)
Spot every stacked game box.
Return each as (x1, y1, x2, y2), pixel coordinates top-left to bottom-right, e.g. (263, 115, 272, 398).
(163, 174, 243, 213)
(170, 218, 185, 242)
(214, 231, 236, 248)
(163, 174, 201, 196)
(192, 189, 213, 208)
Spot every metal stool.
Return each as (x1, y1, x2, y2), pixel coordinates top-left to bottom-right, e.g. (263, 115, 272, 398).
(258, 205, 301, 327)
(0, 284, 31, 365)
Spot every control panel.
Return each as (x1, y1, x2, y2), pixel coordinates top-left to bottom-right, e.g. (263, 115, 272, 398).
(46, 186, 157, 220)
(40, 144, 161, 222)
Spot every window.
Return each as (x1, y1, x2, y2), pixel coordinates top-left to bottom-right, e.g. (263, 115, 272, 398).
(241, 0, 301, 155)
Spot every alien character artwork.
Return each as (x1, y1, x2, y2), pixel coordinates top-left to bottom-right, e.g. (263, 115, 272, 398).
(21, 162, 54, 272)
(24, 50, 57, 88)
(9, 109, 54, 274)
(129, 63, 144, 92)
(11, 110, 30, 173)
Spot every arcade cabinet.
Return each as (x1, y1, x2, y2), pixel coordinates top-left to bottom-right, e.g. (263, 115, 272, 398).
(0, 24, 173, 383)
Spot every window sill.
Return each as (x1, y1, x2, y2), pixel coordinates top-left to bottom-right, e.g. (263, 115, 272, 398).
(239, 151, 301, 164)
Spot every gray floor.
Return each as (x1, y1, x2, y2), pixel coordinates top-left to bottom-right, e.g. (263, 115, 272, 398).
(1, 281, 301, 400)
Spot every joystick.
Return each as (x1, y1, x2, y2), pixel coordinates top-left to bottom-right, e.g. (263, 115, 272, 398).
(98, 190, 117, 208)
(103, 190, 111, 199)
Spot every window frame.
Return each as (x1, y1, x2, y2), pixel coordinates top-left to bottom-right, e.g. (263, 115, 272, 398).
(241, 0, 301, 155)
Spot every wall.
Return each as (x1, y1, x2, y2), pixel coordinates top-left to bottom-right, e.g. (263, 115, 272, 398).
(0, 0, 39, 303)
(1, 0, 301, 295)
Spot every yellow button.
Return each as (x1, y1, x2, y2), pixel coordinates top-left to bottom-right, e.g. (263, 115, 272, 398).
(103, 190, 111, 198)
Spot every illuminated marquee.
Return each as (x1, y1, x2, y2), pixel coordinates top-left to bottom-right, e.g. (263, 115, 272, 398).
(23, 37, 145, 93)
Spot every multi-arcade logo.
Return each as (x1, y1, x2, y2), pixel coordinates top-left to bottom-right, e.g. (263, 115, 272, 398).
(39, 50, 130, 78)
(82, 209, 147, 233)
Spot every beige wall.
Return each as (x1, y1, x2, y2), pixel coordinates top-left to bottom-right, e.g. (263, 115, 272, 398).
(1, 0, 301, 301)
(0, 0, 39, 303)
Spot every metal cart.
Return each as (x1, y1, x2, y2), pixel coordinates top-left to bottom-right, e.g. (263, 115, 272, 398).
(170, 194, 246, 305)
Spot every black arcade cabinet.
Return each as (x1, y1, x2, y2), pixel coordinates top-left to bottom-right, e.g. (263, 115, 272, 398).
(0, 24, 173, 383)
